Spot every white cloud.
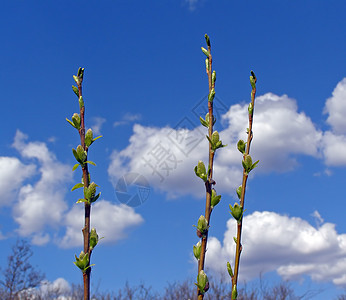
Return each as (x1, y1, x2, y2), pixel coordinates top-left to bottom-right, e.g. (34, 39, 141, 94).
(12, 130, 72, 244)
(40, 277, 71, 298)
(222, 93, 323, 172)
(60, 200, 144, 248)
(108, 93, 322, 198)
(324, 78, 346, 134)
(0, 156, 35, 206)
(321, 78, 346, 166)
(113, 112, 142, 127)
(206, 211, 346, 287)
(91, 117, 106, 136)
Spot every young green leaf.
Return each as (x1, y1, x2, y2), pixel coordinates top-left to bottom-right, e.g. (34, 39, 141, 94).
(71, 183, 84, 191)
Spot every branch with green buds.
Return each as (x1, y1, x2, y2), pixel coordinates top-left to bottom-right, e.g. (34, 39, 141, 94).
(227, 71, 259, 300)
(67, 67, 103, 300)
(193, 34, 226, 300)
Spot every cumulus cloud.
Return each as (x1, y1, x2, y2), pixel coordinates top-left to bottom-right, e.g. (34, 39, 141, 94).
(324, 78, 346, 134)
(108, 93, 322, 198)
(60, 200, 144, 248)
(12, 130, 72, 244)
(206, 211, 346, 286)
(322, 78, 346, 166)
(0, 156, 35, 206)
(40, 278, 71, 297)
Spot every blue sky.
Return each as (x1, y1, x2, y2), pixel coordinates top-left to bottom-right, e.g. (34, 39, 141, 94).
(1, 0, 346, 298)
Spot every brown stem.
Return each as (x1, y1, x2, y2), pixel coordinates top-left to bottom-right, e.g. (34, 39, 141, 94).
(231, 78, 257, 299)
(78, 79, 91, 300)
(197, 42, 215, 300)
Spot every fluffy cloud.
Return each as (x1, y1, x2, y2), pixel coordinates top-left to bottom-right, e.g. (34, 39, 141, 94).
(40, 278, 71, 297)
(206, 211, 346, 286)
(324, 78, 346, 134)
(12, 130, 72, 244)
(109, 92, 322, 198)
(60, 200, 144, 248)
(0, 156, 35, 206)
(322, 78, 346, 166)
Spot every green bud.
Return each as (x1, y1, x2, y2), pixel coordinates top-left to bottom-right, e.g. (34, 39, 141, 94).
(73, 75, 79, 85)
(236, 185, 242, 199)
(72, 113, 81, 130)
(229, 203, 243, 222)
(250, 70, 256, 89)
(195, 270, 209, 294)
(79, 96, 84, 109)
(237, 140, 246, 154)
(194, 160, 207, 182)
(242, 154, 259, 174)
(199, 116, 209, 128)
(84, 182, 97, 202)
(227, 261, 234, 278)
(201, 47, 210, 57)
(248, 102, 253, 115)
(197, 215, 209, 236)
(205, 58, 209, 73)
(205, 34, 210, 47)
(205, 112, 216, 126)
(85, 129, 93, 147)
(76, 145, 87, 163)
(193, 241, 202, 260)
(211, 131, 220, 145)
(232, 285, 238, 299)
(72, 85, 79, 97)
(212, 70, 216, 85)
(77, 67, 84, 79)
(90, 227, 99, 250)
(208, 88, 215, 102)
(73, 251, 89, 273)
(211, 189, 221, 208)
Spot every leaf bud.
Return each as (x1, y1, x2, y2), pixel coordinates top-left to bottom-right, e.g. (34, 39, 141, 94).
(208, 88, 215, 102)
(72, 85, 79, 97)
(201, 47, 210, 57)
(227, 261, 234, 278)
(79, 96, 84, 109)
(197, 215, 209, 236)
(205, 34, 210, 47)
(193, 241, 202, 260)
(194, 160, 207, 182)
(211, 189, 221, 208)
(195, 270, 209, 294)
(237, 139, 246, 154)
(72, 113, 81, 130)
(236, 185, 242, 199)
(84, 182, 97, 202)
(212, 70, 216, 85)
(229, 202, 244, 222)
(232, 285, 238, 299)
(90, 227, 99, 250)
(76, 145, 87, 163)
(205, 58, 209, 73)
(85, 129, 93, 147)
(250, 70, 256, 89)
